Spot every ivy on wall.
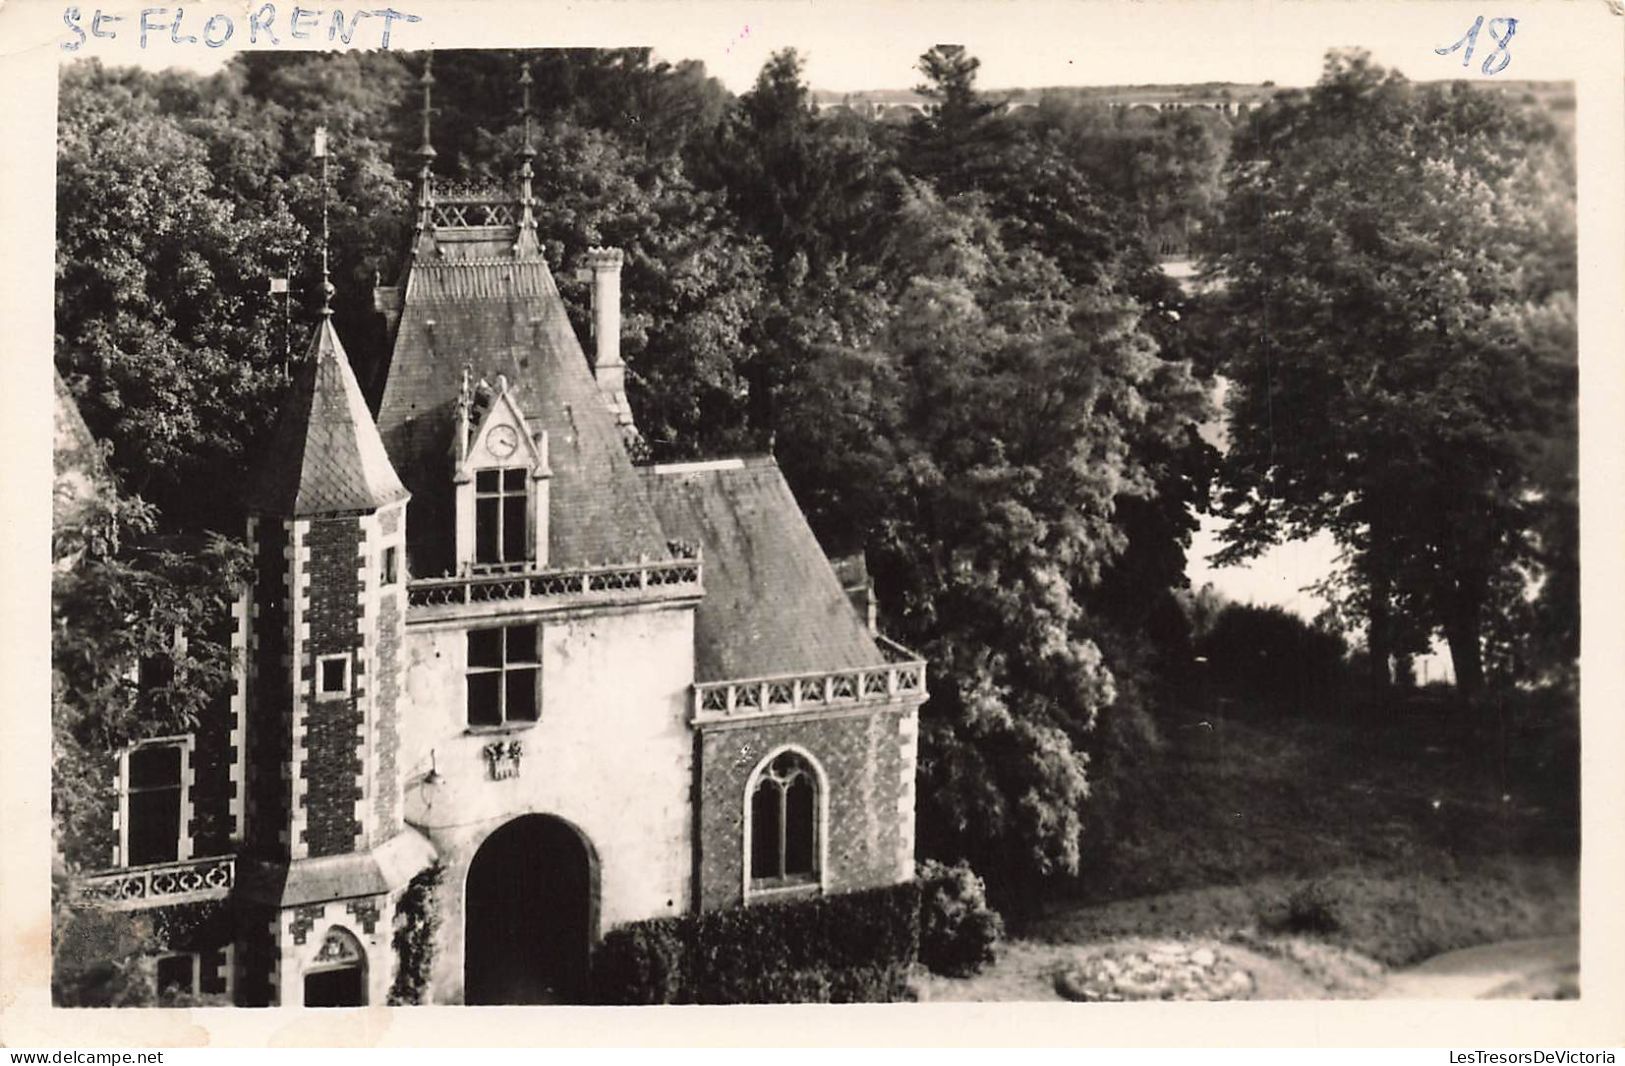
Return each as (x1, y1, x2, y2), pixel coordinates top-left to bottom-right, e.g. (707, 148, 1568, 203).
(387, 862, 443, 1005)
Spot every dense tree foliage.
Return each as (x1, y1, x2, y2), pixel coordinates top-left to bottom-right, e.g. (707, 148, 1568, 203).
(52, 483, 252, 875)
(48, 45, 1220, 896)
(56, 43, 1571, 908)
(1199, 51, 1577, 697)
(55, 63, 305, 530)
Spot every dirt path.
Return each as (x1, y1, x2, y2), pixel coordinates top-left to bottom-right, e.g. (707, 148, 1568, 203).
(1377, 935, 1578, 999)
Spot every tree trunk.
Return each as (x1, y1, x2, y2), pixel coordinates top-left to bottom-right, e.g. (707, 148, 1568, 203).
(1444, 586, 1486, 698)
(1366, 564, 1395, 708)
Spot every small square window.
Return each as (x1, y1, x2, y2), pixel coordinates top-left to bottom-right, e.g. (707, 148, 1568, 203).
(156, 953, 198, 999)
(317, 654, 351, 698)
(381, 546, 398, 586)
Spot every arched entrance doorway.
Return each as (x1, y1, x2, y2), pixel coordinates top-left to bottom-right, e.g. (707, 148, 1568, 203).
(463, 814, 597, 1005)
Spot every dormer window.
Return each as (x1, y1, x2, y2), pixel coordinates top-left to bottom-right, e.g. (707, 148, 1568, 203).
(475, 468, 529, 567)
(453, 377, 551, 573)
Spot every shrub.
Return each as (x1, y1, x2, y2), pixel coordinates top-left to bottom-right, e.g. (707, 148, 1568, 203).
(1280, 879, 1343, 936)
(917, 859, 1004, 976)
(52, 904, 156, 1007)
(1197, 603, 1351, 713)
(827, 962, 915, 1003)
(590, 919, 686, 1005)
(685, 882, 921, 1003)
(707, 966, 833, 1004)
(52, 896, 235, 1007)
(590, 881, 921, 1005)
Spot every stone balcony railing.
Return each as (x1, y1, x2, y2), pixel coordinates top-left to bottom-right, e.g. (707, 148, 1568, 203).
(75, 855, 235, 911)
(406, 553, 703, 622)
(692, 635, 926, 723)
(429, 179, 520, 228)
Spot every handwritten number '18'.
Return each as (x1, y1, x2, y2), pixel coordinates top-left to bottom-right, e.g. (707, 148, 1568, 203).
(1436, 16, 1518, 76)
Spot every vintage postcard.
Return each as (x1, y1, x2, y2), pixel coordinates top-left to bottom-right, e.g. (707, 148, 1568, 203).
(2, 0, 1622, 1048)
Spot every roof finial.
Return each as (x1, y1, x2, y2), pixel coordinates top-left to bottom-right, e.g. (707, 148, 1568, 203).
(418, 51, 437, 171)
(518, 59, 535, 160)
(315, 124, 334, 317)
(513, 58, 539, 256)
(514, 58, 540, 256)
(413, 52, 439, 256)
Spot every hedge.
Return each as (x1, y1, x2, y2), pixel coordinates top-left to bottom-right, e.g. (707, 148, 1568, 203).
(591, 881, 921, 1005)
(917, 859, 1004, 977)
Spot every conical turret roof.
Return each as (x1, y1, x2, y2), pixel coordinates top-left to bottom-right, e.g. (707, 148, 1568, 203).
(245, 318, 409, 516)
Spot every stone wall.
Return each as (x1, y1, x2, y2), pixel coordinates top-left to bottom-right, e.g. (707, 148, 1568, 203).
(300, 517, 366, 858)
(246, 519, 291, 856)
(372, 503, 406, 841)
(187, 677, 237, 859)
(695, 704, 918, 910)
(397, 602, 696, 1003)
(271, 892, 397, 1008)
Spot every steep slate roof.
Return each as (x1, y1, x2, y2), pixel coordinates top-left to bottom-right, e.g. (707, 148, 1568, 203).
(640, 457, 885, 682)
(244, 318, 409, 517)
(374, 253, 670, 576)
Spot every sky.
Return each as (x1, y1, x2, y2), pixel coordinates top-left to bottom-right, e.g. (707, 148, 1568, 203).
(93, 0, 1577, 95)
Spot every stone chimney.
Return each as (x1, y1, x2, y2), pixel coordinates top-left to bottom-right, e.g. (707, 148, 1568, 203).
(585, 247, 635, 432)
(831, 552, 879, 635)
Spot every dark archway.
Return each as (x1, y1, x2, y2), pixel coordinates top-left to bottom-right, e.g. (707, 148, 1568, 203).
(463, 814, 598, 1005)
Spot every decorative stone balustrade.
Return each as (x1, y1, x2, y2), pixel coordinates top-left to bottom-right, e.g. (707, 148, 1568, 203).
(407, 554, 702, 621)
(429, 181, 518, 227)
(692, 636, 926, 722)
(76, 855, 235, 910)
(431, 200, 518, 228)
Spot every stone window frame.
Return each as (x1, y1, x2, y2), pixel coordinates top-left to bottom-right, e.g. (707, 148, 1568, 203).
(154, 951, 200, 1000)
(303, 925, 369, 1008)
(472, 465, 532, 570)
(380, 544, 399, 586)
(116, 735, 194, 868)
(315, 652, 352, 701)
(741, 745, 829, 902)
(464, 623, 541, 731)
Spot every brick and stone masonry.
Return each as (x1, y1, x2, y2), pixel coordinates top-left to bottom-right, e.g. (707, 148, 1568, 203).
(300, 516, 366, 858)
(694, 705, 918, 910)
(372, 504, 405, 844)
(246, 518, 291, 857)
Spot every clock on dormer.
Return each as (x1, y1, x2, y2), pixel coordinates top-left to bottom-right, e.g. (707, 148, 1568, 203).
(486, 423, 519, 459)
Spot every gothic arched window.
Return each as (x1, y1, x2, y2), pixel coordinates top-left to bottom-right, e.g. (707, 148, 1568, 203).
(749, 751, 820, 888)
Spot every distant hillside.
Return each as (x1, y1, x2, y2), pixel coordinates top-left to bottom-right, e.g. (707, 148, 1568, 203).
(811, 82, 1282, 108)
(810, 79, 1573, 121)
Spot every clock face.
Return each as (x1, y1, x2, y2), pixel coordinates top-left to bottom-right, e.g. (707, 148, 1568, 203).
(486, 423, 519, 459)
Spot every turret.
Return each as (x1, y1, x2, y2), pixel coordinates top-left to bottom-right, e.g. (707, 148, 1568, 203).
(240, 318, 411, 862)
(233, 317, 431, 1007)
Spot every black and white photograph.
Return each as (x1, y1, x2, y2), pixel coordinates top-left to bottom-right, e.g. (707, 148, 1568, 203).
(5, 0, 1623, 1045)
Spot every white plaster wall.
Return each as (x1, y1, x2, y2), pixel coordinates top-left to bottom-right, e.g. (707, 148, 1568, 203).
(397, 603, 696, 1002)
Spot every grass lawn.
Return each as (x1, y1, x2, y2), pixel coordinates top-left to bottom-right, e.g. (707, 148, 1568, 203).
(962, 688, 1581, 997)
